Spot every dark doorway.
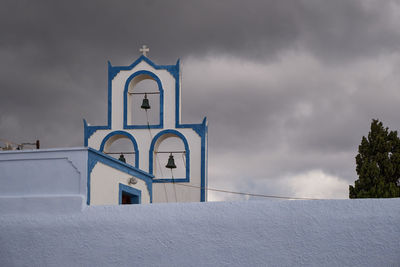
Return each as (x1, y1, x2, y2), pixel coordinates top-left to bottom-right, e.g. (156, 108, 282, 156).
(121, 191, 139, 204)
(119, 184, 141, 205)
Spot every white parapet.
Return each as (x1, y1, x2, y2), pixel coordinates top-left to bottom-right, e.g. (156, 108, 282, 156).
(0, 147, 153, 212)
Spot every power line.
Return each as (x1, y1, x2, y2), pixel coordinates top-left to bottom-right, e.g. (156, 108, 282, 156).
(133, 108, 318, 201)
(156, 181, 320, 200)
(162, 150, 317, 200)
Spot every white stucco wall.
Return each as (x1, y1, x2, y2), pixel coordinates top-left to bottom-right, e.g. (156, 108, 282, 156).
(0, 148, 88, 213)
(0, 199, 399, 266)
(110, 61, 177, 129)
(87, 57, 206, 203)
(91, 127, 201, 203)
(90, 161, 150, 205)
(0, 148, 153, 211)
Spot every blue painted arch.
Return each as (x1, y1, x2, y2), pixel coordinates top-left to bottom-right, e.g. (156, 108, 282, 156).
(123, 70, 164, 129)
(99, 131, 139, 168)
(149, 129, 190, 183)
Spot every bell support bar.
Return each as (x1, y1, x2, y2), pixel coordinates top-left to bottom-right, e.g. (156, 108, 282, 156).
(128, 92, 160, 95)
(105, 152, 136, 154)
(155, 151, 186, 154)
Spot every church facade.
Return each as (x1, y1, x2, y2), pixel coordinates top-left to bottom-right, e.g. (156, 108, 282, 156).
(0, 49, 208, 208)
(84, 51, 208, 204)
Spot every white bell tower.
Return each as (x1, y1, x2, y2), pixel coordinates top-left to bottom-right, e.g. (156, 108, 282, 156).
(84, 47, 208, 203)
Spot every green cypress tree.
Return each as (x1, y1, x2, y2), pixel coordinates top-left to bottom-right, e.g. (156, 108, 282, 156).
(349, 119, 400, 198)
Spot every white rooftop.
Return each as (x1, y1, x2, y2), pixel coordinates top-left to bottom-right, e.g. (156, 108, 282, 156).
(1, 198, 399, 266)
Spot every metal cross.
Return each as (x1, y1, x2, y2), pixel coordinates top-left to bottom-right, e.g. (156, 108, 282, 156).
(139, 45, 149, 56)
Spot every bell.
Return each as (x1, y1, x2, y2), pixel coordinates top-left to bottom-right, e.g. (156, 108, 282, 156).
(165, 153, 177, 169)
(141, 93, 150, 110)
(118, 154, 126, 163)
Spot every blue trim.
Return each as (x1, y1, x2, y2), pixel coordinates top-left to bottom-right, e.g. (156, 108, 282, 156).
(175, 118, 208, 201)
(109, 60, 120, 81)
(87, 148, 153, 204)
(175, 60, 181, 127)
(119, 183, 141, 204)
(84, 56, 208, 202)
(149, 129, 190, 183)
(83, 119, 88, 147)
(176, 123, 204, 137)
(200, 118, 208, 202)
(99, 130, 139, 168)
(84, 57, 179, 146)
(83, 123, 110, 147)
(123, 70, 164, 129)
(88, 148, 153, 183)
(206, 120, 209, 201)
(107, 61, 112, 128)
(87, 155, 98, 205)
(109, 55, 179, 80)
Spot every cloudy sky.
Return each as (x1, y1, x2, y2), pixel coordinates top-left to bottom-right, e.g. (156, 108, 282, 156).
(1, 0, 400, 201)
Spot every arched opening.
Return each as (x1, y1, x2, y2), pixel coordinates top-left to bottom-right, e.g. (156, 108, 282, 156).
(149, 130, 190, 182)
(100, 132, 139, 167)
(154, 136, 186, 179)
(126, 72, 161, 127)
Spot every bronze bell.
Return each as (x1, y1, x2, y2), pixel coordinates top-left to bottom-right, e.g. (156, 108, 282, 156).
(165, 153, 177, 169)
(118, 154, 126, 163)
(141, 93, 150, 110)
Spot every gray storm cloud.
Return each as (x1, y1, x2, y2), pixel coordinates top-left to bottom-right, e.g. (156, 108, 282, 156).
(1, 0, 400, 200)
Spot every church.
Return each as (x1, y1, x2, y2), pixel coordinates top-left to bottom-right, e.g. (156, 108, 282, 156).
(0, 46, 208, 209)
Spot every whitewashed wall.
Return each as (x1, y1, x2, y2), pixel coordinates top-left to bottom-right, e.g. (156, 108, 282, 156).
(0, 148, 152, 211)
(0, 148, 88, 213)
(90, 161, 150, 205)
(1, 199, 399, 266)
(86, 57, 206, 203)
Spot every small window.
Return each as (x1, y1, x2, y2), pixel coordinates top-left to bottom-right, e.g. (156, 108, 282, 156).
(119, 184, 141, 205)
(121, 191, 139, 204)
